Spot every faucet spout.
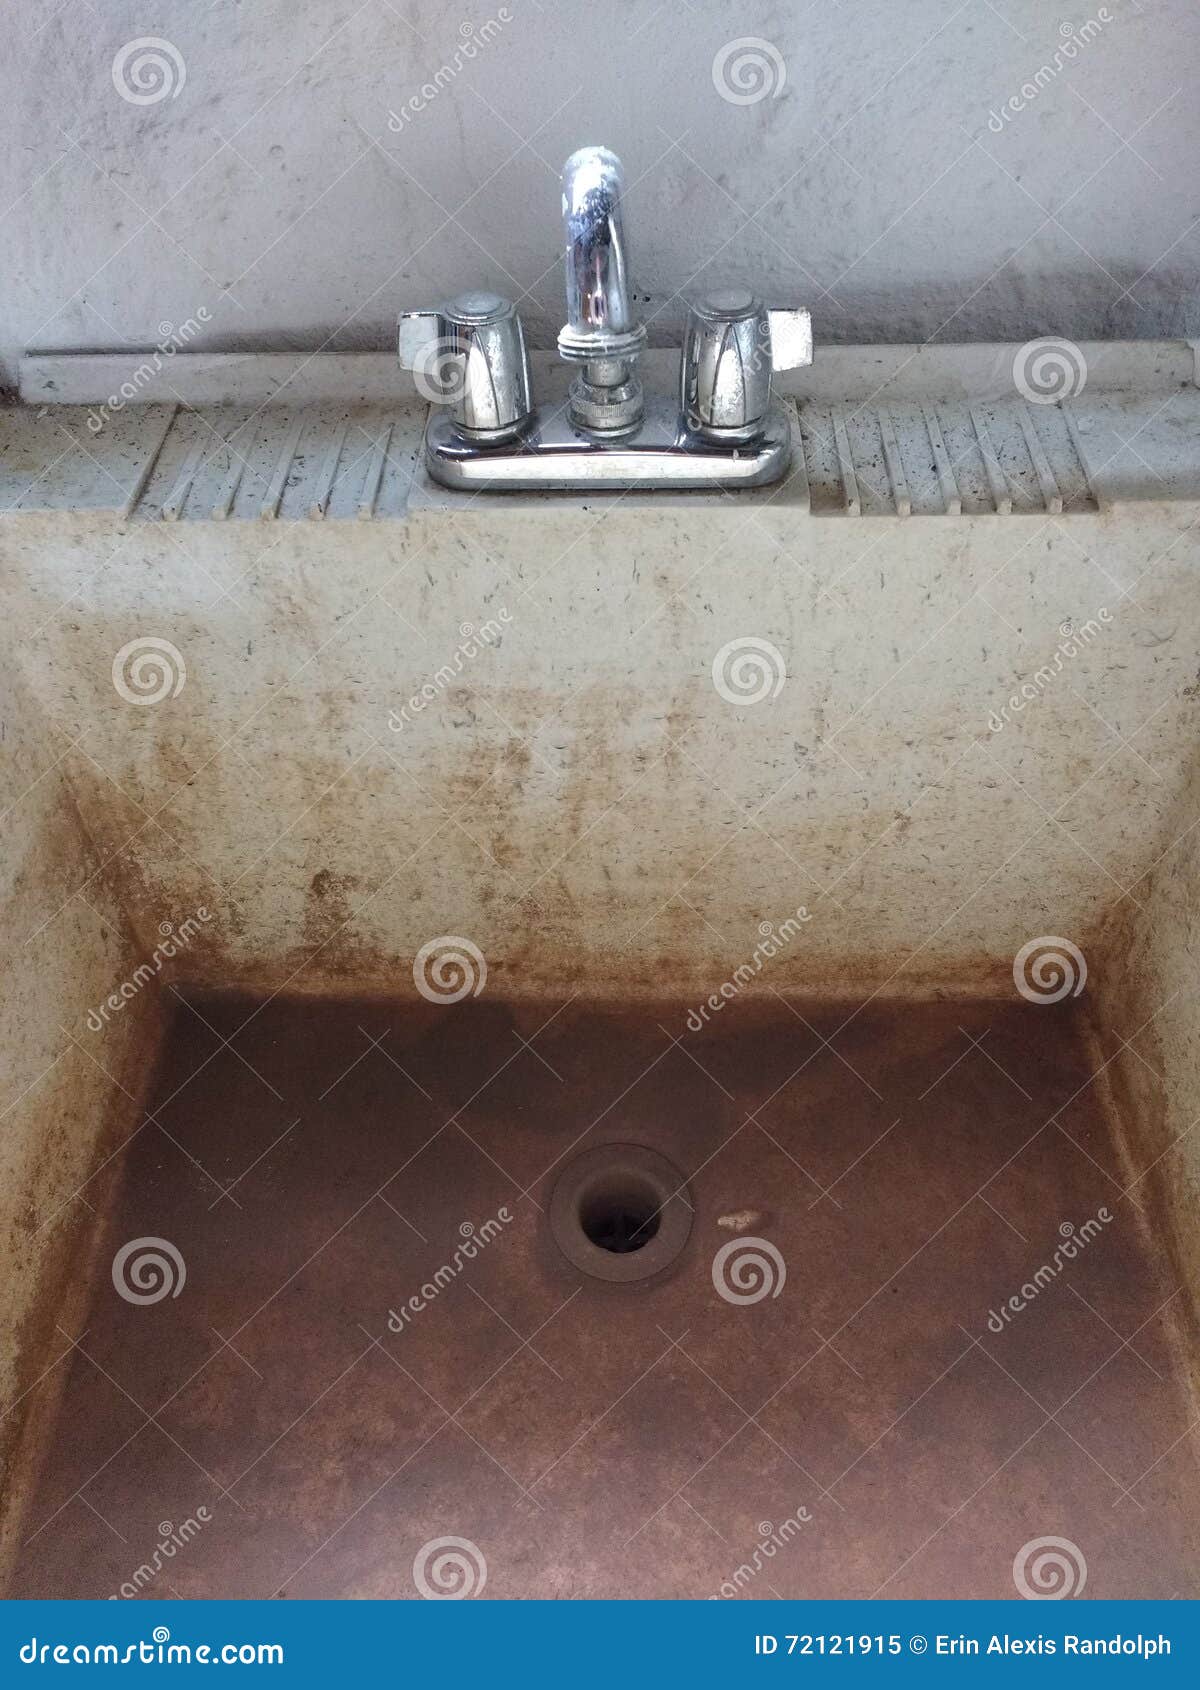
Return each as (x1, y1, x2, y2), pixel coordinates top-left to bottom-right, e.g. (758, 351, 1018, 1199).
(560, 147, 639, 346)
(558, 146, 645, 434)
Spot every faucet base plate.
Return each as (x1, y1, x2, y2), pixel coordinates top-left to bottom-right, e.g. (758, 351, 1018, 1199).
(422, 396, 792, 493)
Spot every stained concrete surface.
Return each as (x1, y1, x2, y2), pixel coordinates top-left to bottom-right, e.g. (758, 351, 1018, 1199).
(8, 991, 1199, 1600)
(7, 486, 1200, 1002)
(0, 660, 161, 1587)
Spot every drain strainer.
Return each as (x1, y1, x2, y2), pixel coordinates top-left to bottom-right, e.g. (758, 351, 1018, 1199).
(549, 1143, 691, 1283)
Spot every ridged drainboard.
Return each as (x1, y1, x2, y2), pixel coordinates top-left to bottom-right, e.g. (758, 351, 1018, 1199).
(798, 399, 1097, 516)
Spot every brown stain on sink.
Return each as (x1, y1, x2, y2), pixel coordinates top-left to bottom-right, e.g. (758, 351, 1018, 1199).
(40, 672, 1124, 1049)
(0, 774, 169, 1586)
(301, 867, 363, 978)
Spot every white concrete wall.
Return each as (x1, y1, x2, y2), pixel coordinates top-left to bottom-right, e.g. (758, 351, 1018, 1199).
(3, 0, 1198, 390)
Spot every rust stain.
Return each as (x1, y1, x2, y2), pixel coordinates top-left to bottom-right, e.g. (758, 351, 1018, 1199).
(302, 867, 363, 978)
(0, 777, 167, 1588)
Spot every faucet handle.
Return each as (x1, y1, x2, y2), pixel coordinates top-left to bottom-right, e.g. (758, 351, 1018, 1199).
(765, 307, 813, 373)
(397, 309, 441, 371)
(680, 291, 811, 441)
(399, 291, 533, 442)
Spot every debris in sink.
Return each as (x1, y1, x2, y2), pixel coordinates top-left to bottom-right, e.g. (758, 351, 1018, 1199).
(717, 1208, 764, 1232)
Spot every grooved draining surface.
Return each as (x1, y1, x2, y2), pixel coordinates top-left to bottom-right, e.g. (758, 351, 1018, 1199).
(799, 400, 1096, 516)
(9, 994, 1199, 1600)
(54, 399, 1100, 521)
(9, 383, 1200, 520)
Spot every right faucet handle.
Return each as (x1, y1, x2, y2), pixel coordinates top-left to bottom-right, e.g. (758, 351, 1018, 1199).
(680, 290, 811, 442)
(765, 307, 814, 374)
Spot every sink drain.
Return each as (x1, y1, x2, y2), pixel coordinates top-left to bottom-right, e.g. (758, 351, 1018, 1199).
(549, 1144, 691, 1283)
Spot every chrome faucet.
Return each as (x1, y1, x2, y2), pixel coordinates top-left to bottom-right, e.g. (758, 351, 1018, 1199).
(557, 147, 646, 436)
(399, 145, 811, 491)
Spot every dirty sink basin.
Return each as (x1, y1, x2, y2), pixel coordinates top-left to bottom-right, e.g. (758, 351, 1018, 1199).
(2, 341, 1200, 1599)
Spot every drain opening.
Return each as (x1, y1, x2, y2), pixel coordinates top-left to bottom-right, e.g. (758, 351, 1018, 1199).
(579, 1177, 662, 1254)
(550, 1143, 691, 1283)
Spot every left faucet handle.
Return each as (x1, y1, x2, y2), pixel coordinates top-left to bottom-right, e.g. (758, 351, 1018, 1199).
(399, 291, 534, 443)
(398, 309, 442, 372)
